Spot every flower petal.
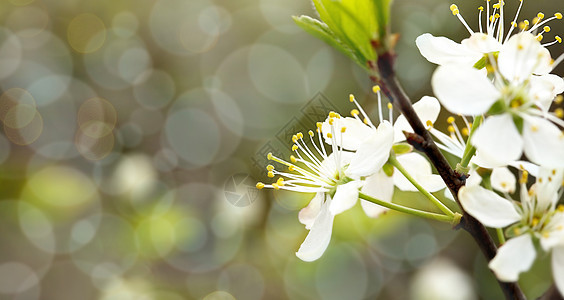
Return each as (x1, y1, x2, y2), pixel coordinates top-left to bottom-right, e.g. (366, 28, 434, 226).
(394, 96, 441, 143)
(459, 185, 521, 228)
(522, 116, 564, 167)
(360, 170, 394, 218)
(498, 32, 552, 82)
(540, 211, 564, 251)
(472, 114, 524, 168)
(490, 167, 516, 194)
(296, 198, 335, 262)
(298, 192, 324, 230)
(552, 246, 564, 296)
(461, 33, 502, 53)
(528, 74, 564, 113)
(346, 121, 394, 177)
(322, 117, 373, 151)
(432, 64, 500, 115)
(415, 33, 482, 65)
(489, 234, 536, 282)
(393, 152, 445, 192)
(329, 180, 361, 215)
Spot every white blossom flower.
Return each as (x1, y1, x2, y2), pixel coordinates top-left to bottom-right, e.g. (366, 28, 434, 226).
(459, 167, 564, 293)
(257, 110, 394, 261)
(323, 92, 446, 216)
(417, 1, 564, 168)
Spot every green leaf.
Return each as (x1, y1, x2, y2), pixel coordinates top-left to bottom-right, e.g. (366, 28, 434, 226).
(293, 15, 366, 68)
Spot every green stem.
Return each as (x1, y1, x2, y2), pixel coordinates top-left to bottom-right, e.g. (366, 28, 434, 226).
(459, 116, 482, 169)
(388, 155, 455, 217)
(358, 192, 458, 224)
(496, 228, 506, 245)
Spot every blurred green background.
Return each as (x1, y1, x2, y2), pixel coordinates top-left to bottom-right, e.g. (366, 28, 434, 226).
(0, 0, 562, 299)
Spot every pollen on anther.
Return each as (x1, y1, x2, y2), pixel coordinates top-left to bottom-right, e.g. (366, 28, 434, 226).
(478, 6, 484, 12)
(351, 109, 360, 116)
(266, 164, 274, 171)
(558, 204, 564, 212)
(277, 178, 285, 186)
(556, 95, 563, 104)
(447, 116, 455, 124)
(327, 133, 333, 138)
(537, 12, 545, 19)
(543, 26, 551, 33)
(363, 118, 369, 125)
(267, 152, 273, 160)
(426, 120, 434, 127)
(449, 4, 459, 15)
(308, 130, 314, 137)
(292, 145, 298, 151)
(341, 127, 347, 133)
(256, 182, 265, 189)
(292, 135, 298, 143)
(556, 36, 563, 44)
(462, 128, 469, 136)
(372, 85, 381, 93)
(316, 122, 323, 128)
(267, 171, 275, 178)
(536, 34, 543, 41)
(520, 171, 529, 184)
(349, 94, 355, 102)
(448, 125, 455, 133)
(556, 13, 563, 20)
(555, 108, 564, 118)
(290, 155, 297, 163)
(297, 132, 303, 139)
(288, 165, 295, 171)
(531, 125, 539, 132)
(272, 183, 280, 190)
(387, 103, 393, 109)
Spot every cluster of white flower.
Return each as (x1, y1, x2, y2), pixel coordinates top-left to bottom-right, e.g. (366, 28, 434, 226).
(417, 0, 564, 294)
(259, 0, 564, 295)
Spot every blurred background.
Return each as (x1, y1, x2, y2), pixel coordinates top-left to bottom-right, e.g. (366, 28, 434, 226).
(0, 0, 562, 299)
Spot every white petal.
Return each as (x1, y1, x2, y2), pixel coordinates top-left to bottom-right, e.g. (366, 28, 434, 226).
(489, 234, 536, 282)
(461, 33, 502, 53)
(552, 246, 564, 296)
(465, 168, 482, 187)
(498, 32, 552, 83)
(322, 117, 373, 151)
(472, 114, 524, 168)
(535, 167, 564, 210)
(490, 167, 516, 194)
(329, 180, 361, 215)
(432, 64, 501, 115)
(540, 212, 564, 251)
(508, 160, 539, 177)
(296, 198, 335, 262)
(360, 170, 394, 218)
(393, 152, 445, 192)
(528, 74, 564, 113)
(415, 33, 483, 65)
(346, 121, 394, 177)
(394, 96, 441, 142)
(444, 189, 455, 202)
(459, 185, 521, 228)
(298, 192, 324, 230)
(522, 116, 564, 167)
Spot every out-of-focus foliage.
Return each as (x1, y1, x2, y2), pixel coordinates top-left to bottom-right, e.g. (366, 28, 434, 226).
(0, 0, 561, 299)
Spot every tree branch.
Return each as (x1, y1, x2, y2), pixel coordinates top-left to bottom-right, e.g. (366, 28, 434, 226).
(537, 285, 563, 300)
(372, 52, 526, 300)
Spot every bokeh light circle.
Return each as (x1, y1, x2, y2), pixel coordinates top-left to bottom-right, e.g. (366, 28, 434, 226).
(0, 28, 22, 80)
(67, 13, 106, 53)
(133, 69, 176, 109)
(112, 11, 139, 38)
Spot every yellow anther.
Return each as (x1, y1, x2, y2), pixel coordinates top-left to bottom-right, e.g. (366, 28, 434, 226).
(288, 165, 295, 171)
(448, 125, 455, 133)
(531, 217, 539, 227)
(514, 227, 521, 235)
(328, 118, 334, 125)
(556, 36, 563, 44)
(426, 120, 434, 127)
(501, 182, 507, 188)
(520, 170, 529, 184)
(536, 34, 543, 41)
(543, 26, 551, 33)
(372, 85, 381, 93)
(267, 171, 275, 178)
(543, 232, 550, 238)
(351, 109, 360, 116)
(267, 165, 274, 171)
(290, 155, 297, 163)
(556, 95, 563, 104)
(490, 15, 494, 22)
(511, 21, 517, 27)
(267, 152, 273, 160)
(553, 169, 557, 175)
(363, 118, 369, 125)
(533, 17, 540, 25)
(493, 3, 500, 9)
(462, 128, 469, 136)
(292, 135, 298, 143)
(450, 4, 459, 15)
(276, 177, 285, 186)
(387, 103, 393, 109)
(272, 183, 279, 190)
(519, 21, 528, 30)
(349, 94, 355, 102)
(555, 108, 564, 118)
(478, 6, 484, 11)
(558, 204, 564, 212)
(495, 13, 500, 19)
(447, 116, 455, 124)
(296, 132, 303, 139)
(256, 182, 265, 189)
(531, 125, 539, 132)
(341, 127, 347, 133)
(537, 12, 545, 19)
(327, 133, 333, 138)
(556, 13, 563, 20)
(308, 130, 314, 137)
(292, 145, 298, 151)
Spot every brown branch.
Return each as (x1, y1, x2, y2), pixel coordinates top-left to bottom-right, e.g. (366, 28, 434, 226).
(537, 285, 563, 300)
(372, 52, 526, 300)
